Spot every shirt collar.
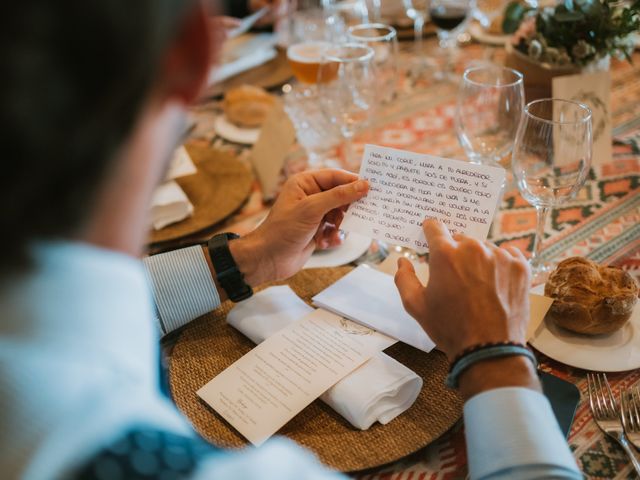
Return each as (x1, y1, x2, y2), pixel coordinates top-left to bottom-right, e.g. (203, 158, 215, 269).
(1, 241, 158, 386)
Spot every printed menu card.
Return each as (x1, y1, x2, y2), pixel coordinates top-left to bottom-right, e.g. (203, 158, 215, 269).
(341, 145, 506, 252)
(197, 309, 386, 446)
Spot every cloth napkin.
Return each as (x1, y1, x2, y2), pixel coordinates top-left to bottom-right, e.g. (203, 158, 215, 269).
(227, 286, 423, 430)
(150, 181, 194, 230)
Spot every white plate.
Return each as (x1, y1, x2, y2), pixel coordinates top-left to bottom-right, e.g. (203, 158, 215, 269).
(304, 232, 372, 269)
(214, 115, 261, 145)
(468, 22, 510, 46)
(529, 284, 640, 372)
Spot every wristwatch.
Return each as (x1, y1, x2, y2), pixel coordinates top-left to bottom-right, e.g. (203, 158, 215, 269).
(207, 233, 253, 302)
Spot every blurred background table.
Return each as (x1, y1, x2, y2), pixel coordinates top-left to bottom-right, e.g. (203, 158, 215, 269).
(168, 37, 640, 479)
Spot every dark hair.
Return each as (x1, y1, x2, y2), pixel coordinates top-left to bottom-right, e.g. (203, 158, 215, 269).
(0, 0, 197, 273)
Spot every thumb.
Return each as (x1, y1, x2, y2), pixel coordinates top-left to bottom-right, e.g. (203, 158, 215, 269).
(394, 258, 425, 318)
(306, 180, 368, 219)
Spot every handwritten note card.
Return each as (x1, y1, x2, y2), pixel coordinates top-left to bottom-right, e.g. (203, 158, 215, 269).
(342, 145, 506, 252)
(197, 309, 381, 446)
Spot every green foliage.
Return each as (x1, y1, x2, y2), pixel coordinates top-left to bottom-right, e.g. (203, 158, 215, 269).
(509, 0, 640, 65)
(503, 2, 533, 33)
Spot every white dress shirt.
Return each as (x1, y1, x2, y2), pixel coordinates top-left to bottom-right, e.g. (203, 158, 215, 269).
(0, 242, 582, 479)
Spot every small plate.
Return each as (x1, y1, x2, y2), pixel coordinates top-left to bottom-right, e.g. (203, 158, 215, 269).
(468, 22, 510, 46)
(214, 115, 261, 145)
(304, 233, 372, 269)
(529, 284, 640, 372)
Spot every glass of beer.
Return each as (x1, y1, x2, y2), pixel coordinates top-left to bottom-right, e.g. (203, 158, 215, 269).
(287, 41, 333, 85)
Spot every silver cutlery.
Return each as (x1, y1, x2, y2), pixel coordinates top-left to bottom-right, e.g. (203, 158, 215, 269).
(586, 372, 640, 476)
(621, 385, 640, 451)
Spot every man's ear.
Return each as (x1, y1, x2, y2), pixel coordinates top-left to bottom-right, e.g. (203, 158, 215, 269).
(162, 2, 213, 104)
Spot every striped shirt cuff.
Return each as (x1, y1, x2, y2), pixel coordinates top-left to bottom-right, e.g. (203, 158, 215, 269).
(143, 246, 221, 335)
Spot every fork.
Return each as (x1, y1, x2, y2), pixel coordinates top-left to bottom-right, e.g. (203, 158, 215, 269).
(586, 373, 640, 475)
(621, 386, 640, 451)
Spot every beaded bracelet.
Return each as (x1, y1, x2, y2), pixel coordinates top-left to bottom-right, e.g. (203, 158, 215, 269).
(445, 343, 537, 389)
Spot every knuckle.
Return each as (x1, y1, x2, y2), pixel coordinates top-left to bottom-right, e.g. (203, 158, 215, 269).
(464, 240, 487, 257)
(512, 258, 529, 275)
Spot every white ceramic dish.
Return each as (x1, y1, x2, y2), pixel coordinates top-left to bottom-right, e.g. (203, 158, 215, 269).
(214, 115, 261, 145)
(529, 284, 640, 372)
(304, 233, 372, 269)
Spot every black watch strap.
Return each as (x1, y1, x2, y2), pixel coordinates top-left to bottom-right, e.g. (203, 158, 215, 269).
(207, 233, 253, 303)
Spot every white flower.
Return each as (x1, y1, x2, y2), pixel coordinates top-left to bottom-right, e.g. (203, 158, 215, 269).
(572, 40, 595, 60)
(528, 39, 543, 60)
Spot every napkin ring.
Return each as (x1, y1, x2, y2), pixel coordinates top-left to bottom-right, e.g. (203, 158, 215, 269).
(445, 342, 537, 389)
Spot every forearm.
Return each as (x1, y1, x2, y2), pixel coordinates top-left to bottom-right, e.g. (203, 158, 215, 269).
(458, 356, 541, 401)
(201, 233, 273, 303)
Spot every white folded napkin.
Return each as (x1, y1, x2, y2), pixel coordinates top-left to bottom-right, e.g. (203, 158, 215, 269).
(165, 146, 197, 181)
(209, 33, 277, 85)
(227, 286, 423, 430)
(150, 181, 194, 230)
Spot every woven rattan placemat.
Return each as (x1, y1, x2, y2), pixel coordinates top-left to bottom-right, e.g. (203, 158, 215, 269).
(149, 145, 253, 245)
(169, 267, 463, 472)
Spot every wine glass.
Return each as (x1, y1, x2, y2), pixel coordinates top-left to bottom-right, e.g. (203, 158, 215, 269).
(347, 23, 399, 103)
(402, 0, 430, 75)
(456, 65, 524, 167)
(429, 0, 474, 81)
(322, 0, 369, 41)
(318, 43, 377, 171)
(512, 98, 593, 283)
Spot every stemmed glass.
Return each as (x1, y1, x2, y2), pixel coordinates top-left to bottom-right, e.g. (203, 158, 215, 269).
(456, 66, 524, 167)
(512, 99, 593, 283)
(347, 23, 399, 103)
(322, 0, 369, 41)
(318, 43, 377, 171)
(429, 0, 474, 81)
(402, 0, 430, 75)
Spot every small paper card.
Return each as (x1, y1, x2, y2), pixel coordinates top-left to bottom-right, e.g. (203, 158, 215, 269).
(250, 102, 296, 200)
(552, 70, 611, 166)
(313, 265, 436, 353)
(528, 290, 555, 340)
(341, 145, 506, 252)
(197, 309, 382, 446)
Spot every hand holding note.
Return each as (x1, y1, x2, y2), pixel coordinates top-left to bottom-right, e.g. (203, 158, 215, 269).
(341, 145, 506, 252)
(395, 219, 532, 361)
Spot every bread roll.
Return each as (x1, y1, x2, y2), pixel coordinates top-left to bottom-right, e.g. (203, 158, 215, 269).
(544, 257, 638, 335)
(223, 85, 276, 128)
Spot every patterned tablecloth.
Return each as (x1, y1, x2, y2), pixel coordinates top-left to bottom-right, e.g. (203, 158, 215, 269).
(184, 39, 640, 479)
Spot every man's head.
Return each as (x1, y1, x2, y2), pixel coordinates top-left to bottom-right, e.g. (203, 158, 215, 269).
(0, 0, 215, 273)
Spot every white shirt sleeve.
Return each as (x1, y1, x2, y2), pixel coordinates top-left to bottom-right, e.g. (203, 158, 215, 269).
(193, 438, 346, 480)
(143, 246, 220, 335)
(464, 387, 582, 480)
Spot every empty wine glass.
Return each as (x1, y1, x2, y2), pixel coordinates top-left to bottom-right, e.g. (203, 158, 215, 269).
(429, 0, 474, 81)
(456, 65, 524, 167)
(322, 0, 369, 41)
(347, 23, 399, 103)
(402, 0, 430, 75)
(512, 98, 593, 283)
(318, 43, 377, 171)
